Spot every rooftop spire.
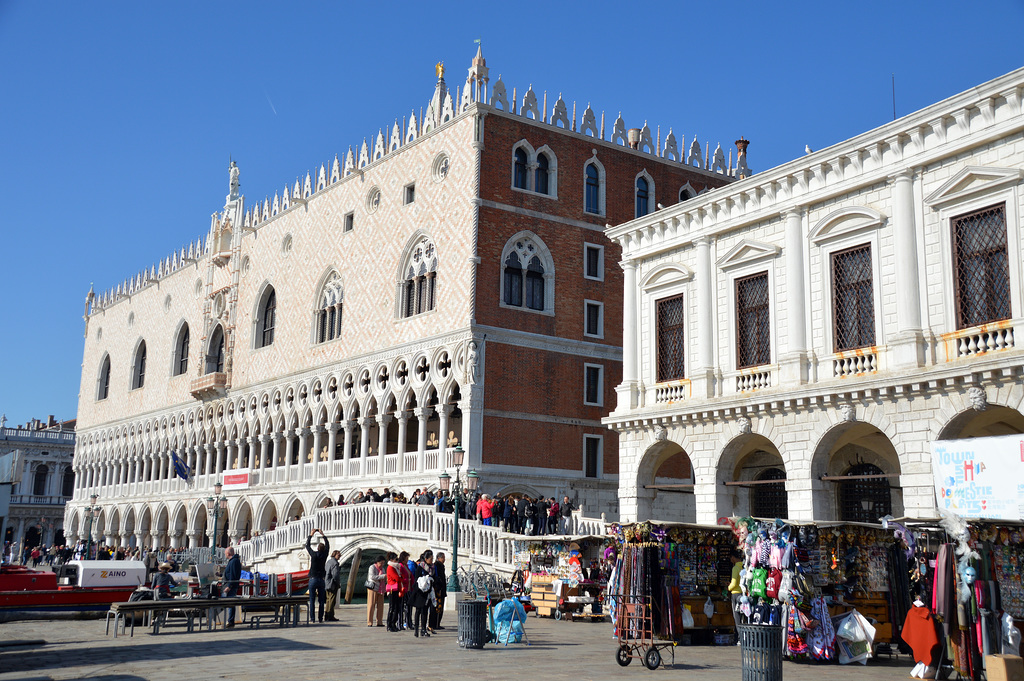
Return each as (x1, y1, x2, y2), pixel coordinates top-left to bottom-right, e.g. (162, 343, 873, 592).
(467, 42, 489, 104)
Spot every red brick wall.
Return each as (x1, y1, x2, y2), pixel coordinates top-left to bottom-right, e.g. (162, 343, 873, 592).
(481, 342, 619, 475)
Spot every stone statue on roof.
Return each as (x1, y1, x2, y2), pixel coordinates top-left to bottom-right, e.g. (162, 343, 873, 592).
(229, 160, 240, 200)
(435, 61, 445, 79)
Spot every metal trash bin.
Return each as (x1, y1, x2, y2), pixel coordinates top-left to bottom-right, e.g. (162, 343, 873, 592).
(738, 624, 783, 681)
(458, 599, 488, 649)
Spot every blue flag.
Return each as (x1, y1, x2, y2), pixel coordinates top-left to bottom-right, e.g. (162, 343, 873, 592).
(171, 451, 192, 483)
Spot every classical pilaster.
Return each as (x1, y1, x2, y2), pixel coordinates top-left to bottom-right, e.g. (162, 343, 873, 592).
(779, 208, 810, 384)
(616, 258, 639, 410)
(889, 169, 925, 368)
(692, 236, 716, 398)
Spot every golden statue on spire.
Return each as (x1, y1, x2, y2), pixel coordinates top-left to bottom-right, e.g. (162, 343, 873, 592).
(435, 61, 445, 79)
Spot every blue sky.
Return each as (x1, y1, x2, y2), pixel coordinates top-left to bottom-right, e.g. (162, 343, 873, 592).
(0, 1, 1021, 427)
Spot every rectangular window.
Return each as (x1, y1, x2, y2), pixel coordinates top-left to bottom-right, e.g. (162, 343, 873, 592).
(832, 244, 876, 351)
(584, 363, 603, 406)
(584, 436, 601, 478)
(953, 203, 1011, 329)
(736, 272, 771, 368)
(584, 244, 603, 280)
(344, 212, 354, 232)
(584, 301, 603, 338)
(404, 183, 415, 205)
(656, 294, 686, 382)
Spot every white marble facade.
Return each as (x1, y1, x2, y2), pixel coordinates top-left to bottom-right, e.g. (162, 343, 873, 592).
(605, 67, 1024, 525)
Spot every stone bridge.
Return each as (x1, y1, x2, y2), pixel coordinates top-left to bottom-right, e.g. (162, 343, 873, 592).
(236, 502, 607, 575)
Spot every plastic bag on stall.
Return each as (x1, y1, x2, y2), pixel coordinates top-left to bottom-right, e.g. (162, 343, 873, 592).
(834, 610, 876, 665)
(681, 606, 695, 628)
(836, 612, 867, 642)
(704, 597, 715, 620)
(1003, 612, 1022, 656)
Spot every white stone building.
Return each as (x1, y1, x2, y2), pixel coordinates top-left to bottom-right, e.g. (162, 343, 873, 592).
(65, 50, 739, 551)
(1, 416, 77, 552)
(605, 67, 1024, 525)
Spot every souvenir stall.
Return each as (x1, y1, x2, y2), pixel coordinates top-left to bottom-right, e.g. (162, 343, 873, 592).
(512, 536, 610, 621)
(606, 521, 738, 644)
(732, 518, 906, 665)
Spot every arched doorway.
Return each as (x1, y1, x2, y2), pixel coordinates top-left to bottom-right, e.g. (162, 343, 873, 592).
(716, 434, 788, 520)
(811, 422, 903, 522)
(938, 405, 1024, 440)
(24, 526, 41, 549)
(634, 440, 695, 523)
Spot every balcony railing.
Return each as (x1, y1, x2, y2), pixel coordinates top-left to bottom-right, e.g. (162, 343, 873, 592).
(189, 372, 228, 400)
(946, 323, 1015, 361)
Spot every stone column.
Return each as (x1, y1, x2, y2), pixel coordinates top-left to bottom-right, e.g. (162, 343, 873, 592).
(396, 414, 409, 473)
(780, 209, 809, 384)
(311, 426, 323, 470)
(326, 424, 339, 470)
(616, 258, 639, 411)
(297, 428, 308, 467)
(247, 436, 257, 470)
(271, 435, 282, 481)
(890, 169, 925, 368)
(414, 407, 431, 473)
(342, 421, 354, 477)
(285, 431, 296, 473)
(438, 405, 452, 459)
(359, 417, 372, 460)
(186, 530, 197, 549)
(376, 415, 392, 458)
(215, 442, 224, 477)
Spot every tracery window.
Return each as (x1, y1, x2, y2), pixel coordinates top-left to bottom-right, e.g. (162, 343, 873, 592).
(400, 237, 438, 318)
(513, 148, 528, 190)
(316, 274, 344, 343)
(535, 152, 551, 195)
(501, 235, 551, 313)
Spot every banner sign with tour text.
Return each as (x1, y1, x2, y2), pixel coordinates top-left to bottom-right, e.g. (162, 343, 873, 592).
(931, 434, 1024, 520)
(222, 469, 251, 491)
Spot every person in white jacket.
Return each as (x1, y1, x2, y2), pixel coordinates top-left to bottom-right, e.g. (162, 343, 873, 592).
(366, 555, 387, 627)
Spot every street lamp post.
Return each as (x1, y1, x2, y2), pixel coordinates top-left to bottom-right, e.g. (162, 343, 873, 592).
(83, 493, 98, 560)
(206, 481, 228, 562)
(438, 446, 479, 593)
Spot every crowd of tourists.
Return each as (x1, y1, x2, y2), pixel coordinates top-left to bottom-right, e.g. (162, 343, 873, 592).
(322, 487, 578, 536)
(305, 528, 449, 636)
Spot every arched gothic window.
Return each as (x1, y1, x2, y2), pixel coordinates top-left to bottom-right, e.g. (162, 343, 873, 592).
(513, 148, 528, 190)
(173, 324, 189, 376)
(501, 234, 554, 313)
(255, 287, 276, 349)
(839, 462, 892, 523)
(585, 163, 601, 214)
(97, 355, 111, 401)
(206, 325, 225, 374)
(399, 236, 438, 318)
(131, 341, 147, 390)
(636, 176, 650, 217)
(535, 153, 550, 195)
(62, 467, 75, 498)
(316, 274, 344, 343)
(33, 464, 49, 496)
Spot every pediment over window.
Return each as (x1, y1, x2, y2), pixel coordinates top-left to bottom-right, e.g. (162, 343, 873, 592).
(809, 206, 887, 244)
(924, 166, 1024, 209)
(716, 239, 780, 271)
(640, 263, 693, 292)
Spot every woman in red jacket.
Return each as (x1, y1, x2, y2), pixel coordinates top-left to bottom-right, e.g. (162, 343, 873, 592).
(397, 551, 413, 630)
(385, 552, 404, 632)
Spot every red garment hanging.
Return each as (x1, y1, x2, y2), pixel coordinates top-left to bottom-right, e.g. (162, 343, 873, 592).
(902, 605, 941, 665)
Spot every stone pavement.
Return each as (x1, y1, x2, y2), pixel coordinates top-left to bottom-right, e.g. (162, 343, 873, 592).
(0, 605, 916, 681)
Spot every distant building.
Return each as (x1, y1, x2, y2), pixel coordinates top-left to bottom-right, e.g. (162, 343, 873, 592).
(605, 67, 1024, 524)
(1, 415, 77, 553)
(66, 48, 746, 550)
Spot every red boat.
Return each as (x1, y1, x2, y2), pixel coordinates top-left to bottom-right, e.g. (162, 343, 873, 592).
(0, 563, 141, 621)
(250, 569, 310, 595)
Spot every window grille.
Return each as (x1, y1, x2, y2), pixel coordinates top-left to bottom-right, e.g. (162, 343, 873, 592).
(839, 463, 892, 523)
(535, 154, 550, 194)
(953, 204, 1010, 329)
(585, 164, 600, 213)
(513, 148, 528, 189)
(736, 272, 770, 368)
(656, 294, 686, 382)
(751, 466, 788, 519)
(636, 176, 649, 217)
(832, 244, 875, 351)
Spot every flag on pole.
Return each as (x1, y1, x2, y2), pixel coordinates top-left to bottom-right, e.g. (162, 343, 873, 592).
(170, 451, 192, 484)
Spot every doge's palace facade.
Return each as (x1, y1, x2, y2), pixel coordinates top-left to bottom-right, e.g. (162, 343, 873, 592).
(606, 67, 1024, 525)
(66, 50, 741, 549)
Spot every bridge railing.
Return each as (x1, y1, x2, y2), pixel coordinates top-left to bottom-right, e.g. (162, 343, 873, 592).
(236, 503, 607, 572)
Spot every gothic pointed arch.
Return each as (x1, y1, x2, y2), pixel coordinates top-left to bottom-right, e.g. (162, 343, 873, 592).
(130, 339, 147, 390)
(584, 154, 606, 216)
(253, 282, 277, 349)
(172, 320, 190, 377)
(205, 324, 226, 374)
(635, 170, 655, 218)
(96, 353, 112, 401)
(313, 269, 344, 344)
(396, 232, 439, 319)
(500, 231, 555, 315)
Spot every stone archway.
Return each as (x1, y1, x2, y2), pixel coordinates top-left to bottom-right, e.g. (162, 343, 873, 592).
(716, 434, 788, 520)
(810, 421, 904, 522)
(631, 439, 695, 523)
(938, 404, 1024, 440)
(255, 498, 279, 533)
(233, 498, 254, 542)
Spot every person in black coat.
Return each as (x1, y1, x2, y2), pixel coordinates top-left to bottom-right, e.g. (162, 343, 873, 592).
(534, 497, 549, 535)
(515, 496, 530, 535)
(410, 550, 435, 637)
(221, 546, 242, 627)
(431, 552, 448, 629)
(305, 529, 330, 623)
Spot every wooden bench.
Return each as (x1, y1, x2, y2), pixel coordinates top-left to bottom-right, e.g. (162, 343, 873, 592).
(106, 595, 308, 637)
